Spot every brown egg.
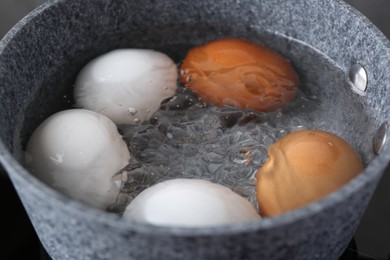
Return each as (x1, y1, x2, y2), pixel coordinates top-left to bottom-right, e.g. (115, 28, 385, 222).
(180, 38, 299, 111)
(256, 130, 363, 217)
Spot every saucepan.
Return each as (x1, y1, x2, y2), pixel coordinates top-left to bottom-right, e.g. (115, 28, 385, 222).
(0, 0, 389, 259)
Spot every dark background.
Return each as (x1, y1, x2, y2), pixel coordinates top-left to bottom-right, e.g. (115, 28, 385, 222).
(0, 0, 389, 259)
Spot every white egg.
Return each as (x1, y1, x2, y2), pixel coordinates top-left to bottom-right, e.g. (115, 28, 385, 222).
(25, 109, 131, 209)
(74, 49, 178, 125)
(123, 179, 261, 227)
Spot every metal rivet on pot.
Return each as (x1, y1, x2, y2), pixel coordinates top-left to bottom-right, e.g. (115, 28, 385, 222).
(373, 122, 388, 155)
(348, 64, 367, 94)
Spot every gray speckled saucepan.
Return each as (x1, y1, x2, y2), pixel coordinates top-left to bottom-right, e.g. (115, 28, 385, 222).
(0, 0, 389, 259)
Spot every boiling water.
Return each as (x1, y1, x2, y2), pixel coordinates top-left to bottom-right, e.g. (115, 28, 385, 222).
(108, 82, 319, 214)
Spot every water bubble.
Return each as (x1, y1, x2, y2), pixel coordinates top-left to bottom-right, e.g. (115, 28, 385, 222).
(127, 108, 137, 116)
(133, 118, 140, 124)
(163, 86, 168, 90)
(300, 95, 309, 102)
(289, 125, 307, 132)
(112, 86, 318, 215)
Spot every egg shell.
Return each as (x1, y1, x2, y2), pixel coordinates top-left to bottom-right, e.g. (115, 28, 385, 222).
(123, 178, 261, 227)
(25, 109, 131, 209)
(74, 49, 178, 125)
(256, 130, 363, 217)
(180, 38, 299, 111)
